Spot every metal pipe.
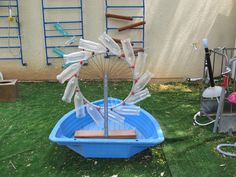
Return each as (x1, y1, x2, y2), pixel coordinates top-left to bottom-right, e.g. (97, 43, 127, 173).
(104, 73, 109, 137)
(80, 0, 84, 39)
(213, 88, 225, 133)
(45, 20, 82, 24)
(41, 0, 50, 65)
(16, 0, 26, 66)
(204, 48, 215, 87)
(142, 0, 145, 48)
(43, 7, 82, 10)
(107, 5, 144, 8)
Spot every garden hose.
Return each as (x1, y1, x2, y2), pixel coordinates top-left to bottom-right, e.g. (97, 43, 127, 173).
(193, 111, 215, 126)
(216, 143, 236, 157)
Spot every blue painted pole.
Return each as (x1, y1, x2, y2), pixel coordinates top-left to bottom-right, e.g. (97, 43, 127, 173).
(16, 0, 26, 65)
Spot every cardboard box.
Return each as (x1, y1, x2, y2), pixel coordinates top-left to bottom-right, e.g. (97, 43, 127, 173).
(0, 79, 17, 102)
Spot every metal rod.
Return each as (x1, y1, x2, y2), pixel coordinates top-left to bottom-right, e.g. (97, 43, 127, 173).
(107, 5, 144, 8)
(0, 27, 18, 29)
(0, 5, 17, 7)
(45, 28, 82, 31)
(104, 72, 109, 137)
(45, 34, 82, 38)
(105, 0, 108, 34)
(142, 0, 145, 48)
(41, 0, 50, 65)
(0, 16, 17, 18)
(45, 20, 82, 24)
(16, 0, 26, 66)
(0, 36, 19, 38)
(80, 0, 84, 39)
(0, 46, 20, 48)
(47, 45, 78, 48)
(47, 56, 62, 59)
(43, 6, 82, 10)
(0, 58, 21, 60)
(213, 88, 225, 133)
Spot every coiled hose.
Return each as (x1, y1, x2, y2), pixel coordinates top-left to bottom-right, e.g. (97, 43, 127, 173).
(216, 143, 236, 157)
(193, 111, 215, 126)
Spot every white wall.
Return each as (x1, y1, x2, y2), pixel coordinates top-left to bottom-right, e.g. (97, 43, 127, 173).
(0, 0, 236, 81)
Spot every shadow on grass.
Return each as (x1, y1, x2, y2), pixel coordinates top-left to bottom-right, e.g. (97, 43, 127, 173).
(43, 144, 171, 177)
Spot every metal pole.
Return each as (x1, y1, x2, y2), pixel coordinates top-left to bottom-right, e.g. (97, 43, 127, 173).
(16, 0, 26, 66)
(104, 72, 109, 137)
(41, 0, 50, 65)
(213, 87, 225, 133)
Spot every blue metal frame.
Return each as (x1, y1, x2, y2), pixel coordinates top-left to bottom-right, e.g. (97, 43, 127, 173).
(105, 0, 145, 48)
(41, 0, 84, 65)
(0, 0, 26, 66)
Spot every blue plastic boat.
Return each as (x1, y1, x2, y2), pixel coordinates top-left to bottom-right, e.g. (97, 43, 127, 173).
(49, 98, 164, 158)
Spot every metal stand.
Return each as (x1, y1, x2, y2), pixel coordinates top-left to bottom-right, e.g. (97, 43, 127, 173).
(103, 73, 109, 137)
(213, 88, 225, 133)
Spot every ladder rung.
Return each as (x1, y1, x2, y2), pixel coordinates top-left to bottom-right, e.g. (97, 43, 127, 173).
(45, 20, 82, 24)
(0, 36, 19, 39)
(0, 46, 20, 48)
(46, 28, 82, 31)
(0, 58, 21, 60)
(131, 16, 144, 19)
(0, 5, 17, 7)
(43, 6, 82, 10)
(0, 16, 17, 18)
(48, 56, 62, 59)
(132, 41, 144, 43)
(46, 34, 82, 38)
(107, 27, 144, 30)
(0, 27, 18, 29)
(47, 45, 78, 48)
(107, 5, 144, 9)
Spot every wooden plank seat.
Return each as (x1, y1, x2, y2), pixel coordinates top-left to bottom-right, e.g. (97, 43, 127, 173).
(74, 130, 136, 139)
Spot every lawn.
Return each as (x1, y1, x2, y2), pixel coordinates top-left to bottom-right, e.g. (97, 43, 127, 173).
(0, 82, 235, 177)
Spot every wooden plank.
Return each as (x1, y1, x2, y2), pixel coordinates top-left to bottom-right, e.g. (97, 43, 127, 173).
(74, 130, 136, 139)
(118, 21, 146, 32)
(106, 13, 133, 21)
(112, 38, 134, 46)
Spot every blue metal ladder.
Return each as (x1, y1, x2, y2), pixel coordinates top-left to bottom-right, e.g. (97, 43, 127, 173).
(105, 0, 145, 48)
(41, 0, 84, 65)
(0, 0, 26, 66)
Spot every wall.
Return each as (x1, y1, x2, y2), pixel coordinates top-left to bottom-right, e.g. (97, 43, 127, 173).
(0, 0, 236, 81)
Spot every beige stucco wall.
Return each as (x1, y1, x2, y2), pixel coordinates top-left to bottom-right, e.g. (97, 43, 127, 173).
(0, 0, 236, 81)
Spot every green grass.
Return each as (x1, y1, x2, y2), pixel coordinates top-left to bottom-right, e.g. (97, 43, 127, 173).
(0, 82, 235, 177)
(0, 82, 169, 177)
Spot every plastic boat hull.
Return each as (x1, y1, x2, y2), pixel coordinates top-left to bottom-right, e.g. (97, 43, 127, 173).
(49, 98, 164, 158)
